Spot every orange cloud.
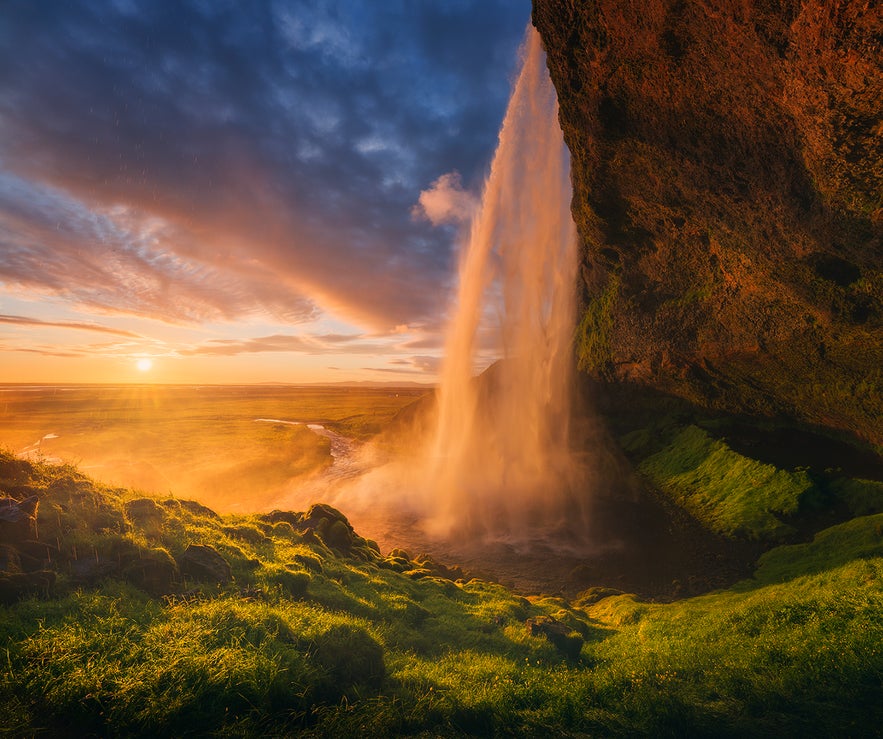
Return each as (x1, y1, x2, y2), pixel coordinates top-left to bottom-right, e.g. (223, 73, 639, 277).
(413, 171, 478, 226)
(0, 314, 141, 337)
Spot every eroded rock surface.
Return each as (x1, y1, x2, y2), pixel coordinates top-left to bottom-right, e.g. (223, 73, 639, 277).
(533, 0, 882, 447)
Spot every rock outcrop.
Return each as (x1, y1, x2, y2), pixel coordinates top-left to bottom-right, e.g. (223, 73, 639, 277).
(525, 615, 584, 660)
(533, 0, 882, 447)
(179, 544, 232, 584)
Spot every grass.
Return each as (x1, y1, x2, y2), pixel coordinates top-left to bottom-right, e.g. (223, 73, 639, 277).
(2, 450, 883, 735)
(637, 425, 816, 540)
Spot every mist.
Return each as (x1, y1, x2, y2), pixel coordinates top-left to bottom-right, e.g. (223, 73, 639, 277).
(288, 27, 593, 559)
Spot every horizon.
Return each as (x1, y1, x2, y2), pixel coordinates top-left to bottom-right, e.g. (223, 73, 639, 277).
(0, 1, 531, 385)
(0, 379, 435, 388)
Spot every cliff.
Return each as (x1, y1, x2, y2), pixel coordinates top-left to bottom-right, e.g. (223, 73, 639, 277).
(533, 0, 882, 448)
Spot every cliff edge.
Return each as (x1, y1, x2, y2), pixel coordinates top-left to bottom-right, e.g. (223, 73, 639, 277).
(533, 0, 882, 448)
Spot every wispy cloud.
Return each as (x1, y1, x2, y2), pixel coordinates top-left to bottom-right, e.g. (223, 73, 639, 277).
(0, 175, 320, 325)
(0, 313, 142, 338)
(180, 333, 390, 357)
(384, 355, 444, 374)
(0, 345, 82, 358)
(0, 1, 530, 336)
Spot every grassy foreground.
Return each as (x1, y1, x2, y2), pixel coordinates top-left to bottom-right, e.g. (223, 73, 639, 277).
(1, 450, 882, 736)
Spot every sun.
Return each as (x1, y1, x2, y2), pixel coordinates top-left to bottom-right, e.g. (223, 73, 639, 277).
(136, 358, 153, 372)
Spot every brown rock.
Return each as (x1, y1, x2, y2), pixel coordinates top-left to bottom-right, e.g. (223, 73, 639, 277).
(533, 0, 883, 447)
(125, 548, 179, 595)
(300, 504, 357, 553)
(179, 544, 232, 584)
(125, 498, 165, 525)
(0, 570, 55, 604)
(0, 496, 38, 543)
(525, 615, 584, 659)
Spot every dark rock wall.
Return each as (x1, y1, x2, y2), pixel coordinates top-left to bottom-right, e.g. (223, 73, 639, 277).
(533, 0, 882, 447)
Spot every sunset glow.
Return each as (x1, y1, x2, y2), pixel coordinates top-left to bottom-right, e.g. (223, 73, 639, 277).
(136, 358, 153, 373)
(0, 1, 531, 385)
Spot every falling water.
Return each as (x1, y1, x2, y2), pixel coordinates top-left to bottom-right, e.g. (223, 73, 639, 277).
(426, 26, 583, 543)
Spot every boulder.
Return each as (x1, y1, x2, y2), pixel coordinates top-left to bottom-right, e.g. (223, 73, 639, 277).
(379, 555, 411, 573)
(161, 498, 220, 520)
(125, 498, 165, 525)
(525, 615, 584, 660)
(300, 504, 356, 553)
(0, 495, 38, 543)
(179, 544, 232, 584)
(414, 553, 466, 582)
(70, 557, 118, 585)
(300, 503, 350, 530)
(124, 548, 179, 595)
(0, 570, 55, 604)
(320, 518, 354, 552)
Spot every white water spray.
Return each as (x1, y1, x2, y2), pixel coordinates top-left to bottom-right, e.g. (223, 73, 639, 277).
(426, 26, 583, 542)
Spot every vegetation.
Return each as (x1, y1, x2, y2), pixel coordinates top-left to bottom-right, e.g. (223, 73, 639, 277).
(575, 273, 619, 376)
(2, 447, 882, 736)
(637, 425, 815, 540)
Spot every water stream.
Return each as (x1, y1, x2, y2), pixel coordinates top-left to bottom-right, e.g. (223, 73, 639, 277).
(254, 418, 362, 482)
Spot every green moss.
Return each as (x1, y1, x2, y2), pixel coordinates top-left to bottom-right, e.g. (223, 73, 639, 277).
(830, 478, 883, 516)
(576, 273, 620, 375)
(639, 426, 816, 539)
(751, 513, 883, 584)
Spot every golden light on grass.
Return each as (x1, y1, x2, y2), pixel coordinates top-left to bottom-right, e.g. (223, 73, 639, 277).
(136, 357, 153, 372)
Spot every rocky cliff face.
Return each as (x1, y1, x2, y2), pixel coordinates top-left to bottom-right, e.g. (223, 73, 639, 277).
(533, 0, 882, 448)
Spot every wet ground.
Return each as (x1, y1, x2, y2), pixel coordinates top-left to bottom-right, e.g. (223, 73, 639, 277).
(356, 484, 763, 601)
(290, 433, 763, 601)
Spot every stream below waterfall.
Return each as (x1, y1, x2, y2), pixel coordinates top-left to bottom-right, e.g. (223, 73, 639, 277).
(253, 418, 364, 483)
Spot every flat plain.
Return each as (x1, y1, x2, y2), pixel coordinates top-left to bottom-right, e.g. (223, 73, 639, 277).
(0, 384, 428, 512)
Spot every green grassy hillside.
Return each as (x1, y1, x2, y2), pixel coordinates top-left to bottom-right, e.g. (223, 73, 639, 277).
(2, 449, 882, 736)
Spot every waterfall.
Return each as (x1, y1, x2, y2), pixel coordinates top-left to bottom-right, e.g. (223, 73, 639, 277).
(426, 25, 584, 543)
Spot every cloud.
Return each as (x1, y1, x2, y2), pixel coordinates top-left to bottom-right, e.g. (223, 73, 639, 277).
(384, 355, 443, 374)
(0, 313, 142, 338)
(0, 1, 531, 334)
(180, 332, 390, 357)
(0, 345, 82, 358)
(0, 175, 319, 325)
(412, 171, 478, 226)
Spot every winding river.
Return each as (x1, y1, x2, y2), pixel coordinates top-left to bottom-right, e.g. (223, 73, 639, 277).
(253, 418, 363, 482)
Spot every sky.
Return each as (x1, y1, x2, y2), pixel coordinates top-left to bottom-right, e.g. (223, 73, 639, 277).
(0, 0, 532, 385)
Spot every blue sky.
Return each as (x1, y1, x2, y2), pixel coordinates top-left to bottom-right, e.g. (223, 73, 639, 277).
(0, 0, 532, 383)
